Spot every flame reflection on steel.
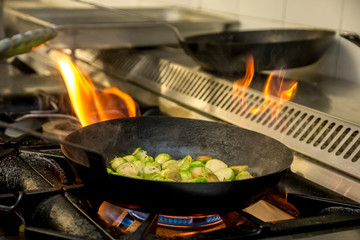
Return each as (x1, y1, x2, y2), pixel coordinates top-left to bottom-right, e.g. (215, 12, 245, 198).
(56, 54, 138, 127)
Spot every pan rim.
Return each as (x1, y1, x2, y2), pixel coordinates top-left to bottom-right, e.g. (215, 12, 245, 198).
(183, 28, 335, 45)
(62, 116, 294, 183)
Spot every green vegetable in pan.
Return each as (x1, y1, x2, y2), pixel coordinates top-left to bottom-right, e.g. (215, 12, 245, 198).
(107, 148, 253, 182)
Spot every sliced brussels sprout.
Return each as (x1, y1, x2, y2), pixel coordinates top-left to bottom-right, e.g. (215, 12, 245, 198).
(177, 155, 192, 171)
(205, 159, 228, 173)
(235, 171, 253, 180)
(230, 165, 249, 175)
(116, 162, 139, 177)
(144, 164, 161, 174)
(110, 157, 125, 170)
(160, 169, 182, 182)
(155, 153, 171, 165)
(162, 160, 178, 170)
(214, 168, 235, 182)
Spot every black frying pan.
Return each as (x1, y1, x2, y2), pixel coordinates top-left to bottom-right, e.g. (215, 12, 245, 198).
(61, 116, 293, 215)
(71, 1, 335, 76)
(181, 29, 335, 75)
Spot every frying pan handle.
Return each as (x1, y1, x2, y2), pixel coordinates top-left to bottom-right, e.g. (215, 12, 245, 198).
(70, 0, 185, 43)
(340, 31, 360, 48)
(0, 120, 110, 186)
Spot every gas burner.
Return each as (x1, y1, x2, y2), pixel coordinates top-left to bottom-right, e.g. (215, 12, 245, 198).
(129, 211, 222, 228)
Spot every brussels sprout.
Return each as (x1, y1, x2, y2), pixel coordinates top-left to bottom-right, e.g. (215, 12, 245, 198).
(191, 167, 209, 178)
(144, 164, 161, 174)
(162, 160, 178, 170)
(235, 171, 253, 180)
(189, 160, 205, 172)
(160, 169, 182, 182)
(110, 157, 125, 170)
(108, 148, 254, 183)
(155, 153, 171, 165)
(191, 167, 219, 182)
(133, 160, 145, 174)
(123, 155, 137, 163)
(146, 161, 161, 170)
(116, 162, 139, 177)
(214, 168, 235, 181)
(205, 159, 228, 173)
(230, 165, 249, 175)
(177, 155, 192, 171)
(196, 156, 212, 163)
(143, 172, 165, 181)
(132, 148, 147, 159)
(138, 155, 154, 163)
(179, 170, 192, 180)
(205, 173, 220, 182)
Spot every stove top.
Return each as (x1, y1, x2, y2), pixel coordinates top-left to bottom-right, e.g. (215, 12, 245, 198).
(0, 85, 359, 239)
(1, 17, 360, 237)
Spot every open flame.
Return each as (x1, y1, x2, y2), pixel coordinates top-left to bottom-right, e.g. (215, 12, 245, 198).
(56, 54, 138, 127)
(233, 57, 297, 118)
(232, 56, 254, 109)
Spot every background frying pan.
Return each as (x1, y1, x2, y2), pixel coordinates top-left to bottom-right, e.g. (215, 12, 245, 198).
(62, 116, 293, 215)
(181, 29, 335, 75)
(72, 0, 336, 76)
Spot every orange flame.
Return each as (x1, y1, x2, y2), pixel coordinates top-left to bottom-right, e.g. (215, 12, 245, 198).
(56, 54, 138, 127)
(232, 56, 254, 109)
(232, 57, 298, 117)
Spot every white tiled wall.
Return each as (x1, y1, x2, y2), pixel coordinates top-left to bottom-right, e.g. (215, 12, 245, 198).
(49, 0, 360, 83)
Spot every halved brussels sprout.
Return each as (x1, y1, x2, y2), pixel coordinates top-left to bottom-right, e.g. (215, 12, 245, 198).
(179, 170, 192, 180)
(144, 164, 161, 174)
(123, 155, 137, 163)
(196, 156, 212, 163)
(155, 153, 171, 165)
(162, 160, 178, 170)
(110, 157, 125, 170)
(177, 155, 192, 171)
(160, 169, 182, 182)
(214, 168, 235, 181)
(132, 148, 147, 159)
(205, 159, 228, 172)
(133, 160, 145, 175)
(235, 171, 253, 180)
(116, 162, 139, 177)
(230, 165, 249, 175)
(108, 148, 253, 183)
(143, 172, 164, 181)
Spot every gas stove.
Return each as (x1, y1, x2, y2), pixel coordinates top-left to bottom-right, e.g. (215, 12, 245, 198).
(0, 43, 359, 239)
(1, 1, 360, 239)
